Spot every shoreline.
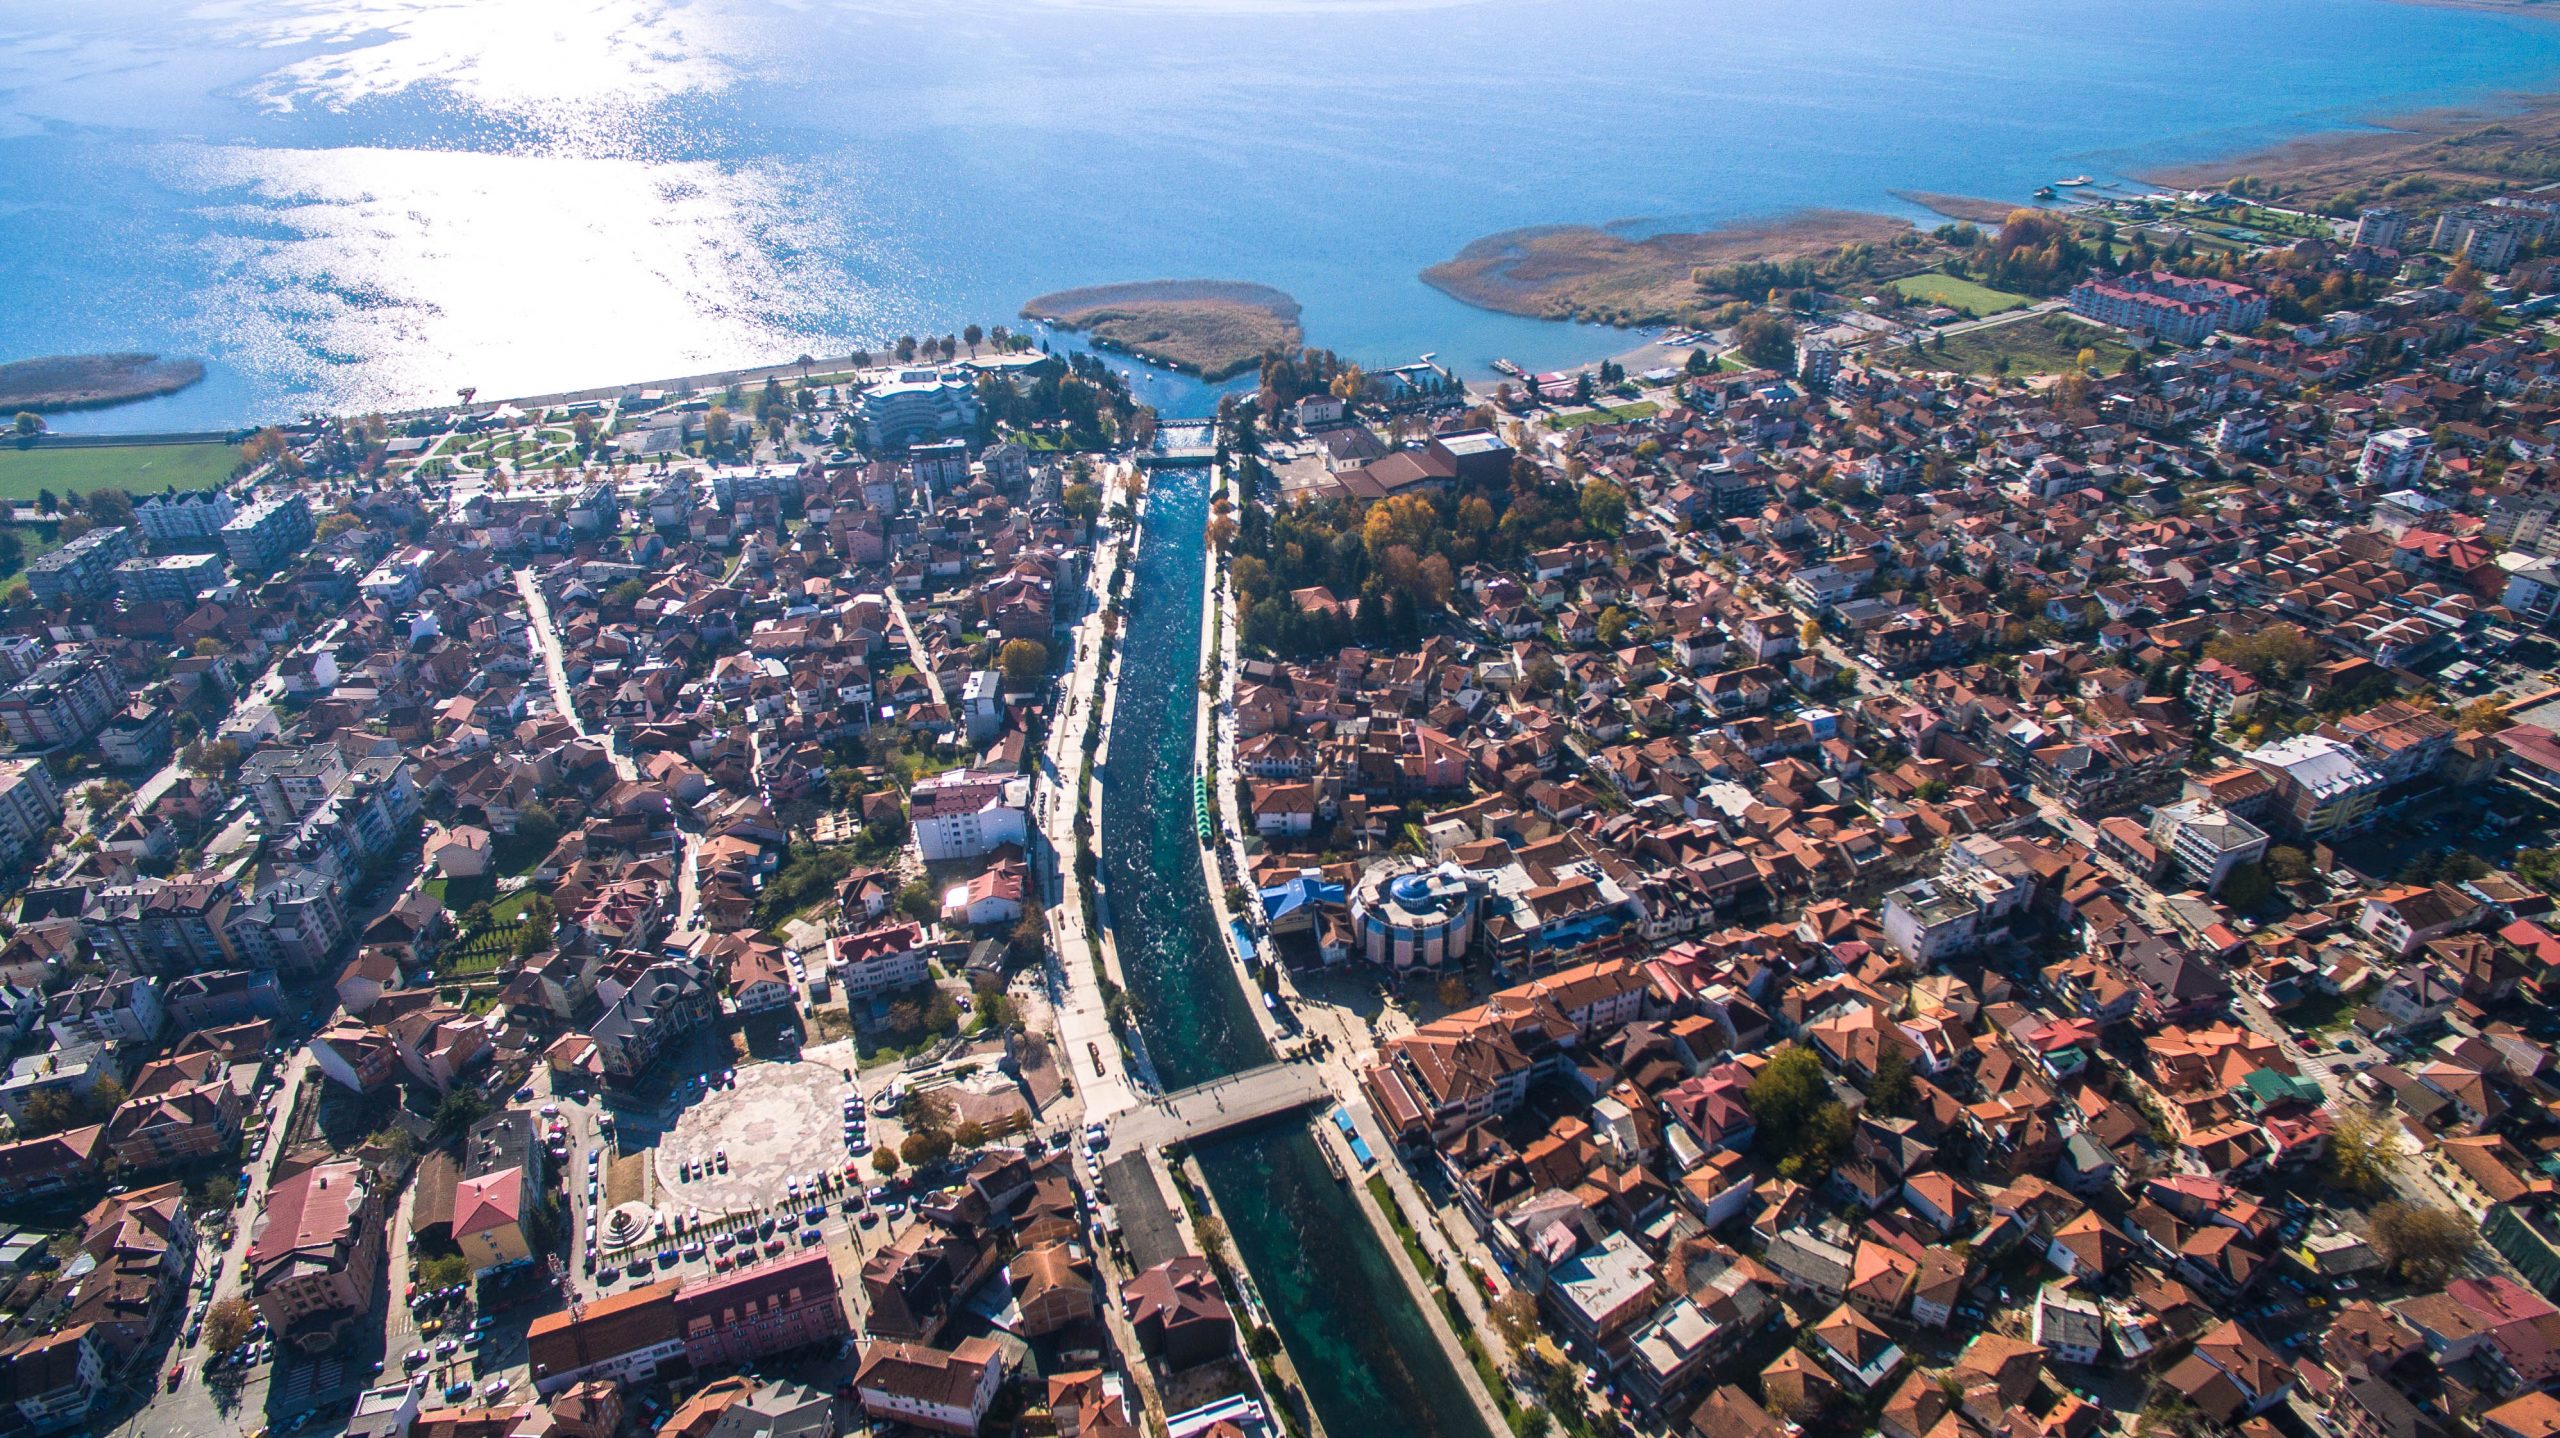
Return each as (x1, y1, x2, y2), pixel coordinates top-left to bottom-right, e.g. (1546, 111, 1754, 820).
(51, 75, 2560, 435)
(1418, 209, 1920, 328)
(2135, 87, 2560, 200)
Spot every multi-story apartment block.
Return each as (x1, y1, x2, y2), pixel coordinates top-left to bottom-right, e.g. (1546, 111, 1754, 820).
(2242, 734, 2387, 838)
(111, 551, 226, 605)
(826, 922, 930, 1002)
(2148, 802, 2271, 896)
(355, 546, 433, 607)
(223, 866, 353, 972)
(240, 743, 352, 828)
(81, 874, 240, 975)
(220, 493, 315, 571)
(133, 489, 239, 545)
(2067, 272, 2267, 345)
(2353, 206, 2409, 252)
(2431, 206, 2523, 270)
(248, 1158, 382, 1353)
(590, 959, 715, 1082)
(23, 526, 138, 607)
(0, 759, 61, 866)
(2359, 427, 2432, 488)
(908, 769, 1029, 862)
(0, 651, 121, 750)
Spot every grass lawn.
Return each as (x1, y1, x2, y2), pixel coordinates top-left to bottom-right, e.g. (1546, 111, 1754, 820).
(1928, 314, 2136, 377)
(1892, 272, 2032, 316)
(0, 442, 236, 502)
(1547, 400, 1661, 429)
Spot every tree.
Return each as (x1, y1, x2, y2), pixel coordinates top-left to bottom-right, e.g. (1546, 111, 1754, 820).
(1745, 1045, 1849, 1175)
(2371, 1202, 2475, 1284)
(2218, 860, 2274, 910)
(963, 324, 984, 356)
(1490, 1287, 1539, 1351)
(1061, 483, 1101, 527)
(703, 407, 733, 449)
(1195, 1214, 1229, 1264)
(2456, 697, 2511, 733)
(16, 1088, 77, 1136)
(2266, 846, 2315, 884)
(900, 1129, 954, 1166)
(11, 412, 41, 438)
(2323, 1106, 2396, 1196)
(1732, 314, 1798, 373)
(85, 488, 134, 528)
(1685, 348, 1713, 376)
(1865, 1047, 1912, 1117)
(433, 1086, 491, 1140)
(871, 1146, 902, 1176)
(1579, 479, 1627, 537)
(315, 511, 363, 541)
(2204, 624, 2318, 684)
(205, 1297, 255, 1354)
(182, 739, 241, 776)
(1435, 976, 1469, 1010)
(998, 639, 1049, 688)
(895, 881, 937, 924)
(907, 1087, 956, 1141)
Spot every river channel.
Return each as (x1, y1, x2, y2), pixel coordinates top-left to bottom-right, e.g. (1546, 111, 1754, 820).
(1098, 469, 1490, 1438)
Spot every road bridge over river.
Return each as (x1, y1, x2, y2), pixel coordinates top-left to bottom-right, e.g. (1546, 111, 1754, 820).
(1109, 1060, 1334, 1149)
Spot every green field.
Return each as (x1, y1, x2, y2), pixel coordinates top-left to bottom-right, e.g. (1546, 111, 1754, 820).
(1892, 272, 2032, 316)
(0, 442, 236, 502)
(1926, 313, 2135, 377)
(1548, 400, 1661, 428)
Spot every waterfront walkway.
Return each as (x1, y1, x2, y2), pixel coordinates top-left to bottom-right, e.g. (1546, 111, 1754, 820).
(1110, 1061, 1332, 1149)
(1034, 479, 1141, 1124)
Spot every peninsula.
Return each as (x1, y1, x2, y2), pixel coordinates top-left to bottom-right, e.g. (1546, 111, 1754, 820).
(1419, 209, 1923, 327)
(0, 351, 204, 412)
(1020, 279, 1303, 381)
(2140, 93, 2560, 210)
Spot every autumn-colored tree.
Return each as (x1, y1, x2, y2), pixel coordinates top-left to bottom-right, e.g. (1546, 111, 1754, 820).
(2323, 1106, 2396, 1195)
(998, 639, 1049, 687)
(2371, 1202, 2475, 1284)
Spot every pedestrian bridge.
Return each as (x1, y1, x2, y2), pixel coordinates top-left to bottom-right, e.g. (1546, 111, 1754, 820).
(1111, 1061, 1333, 1148)
(1140, 421, 1217, 468)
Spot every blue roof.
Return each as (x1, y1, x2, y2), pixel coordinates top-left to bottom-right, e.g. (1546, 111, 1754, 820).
(1258, 877, 1343, 921)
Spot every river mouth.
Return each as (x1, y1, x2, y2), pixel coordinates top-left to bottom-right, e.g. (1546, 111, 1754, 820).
(1099, 469, 1488, 1438)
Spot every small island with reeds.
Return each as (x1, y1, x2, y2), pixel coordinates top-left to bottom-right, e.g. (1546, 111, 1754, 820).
(0, 353, 205, 413)
(1020, 280, 1303, 381)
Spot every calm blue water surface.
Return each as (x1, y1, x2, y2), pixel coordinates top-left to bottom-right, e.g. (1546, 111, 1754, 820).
(4, 0, 2559, 428)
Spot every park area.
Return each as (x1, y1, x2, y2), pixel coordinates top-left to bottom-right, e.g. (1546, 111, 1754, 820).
(1891, 272, 2031, 317)
(0, 440, 235, 503)
(1548, 400, 1661, 429)
(1926, 313, 2135, 377)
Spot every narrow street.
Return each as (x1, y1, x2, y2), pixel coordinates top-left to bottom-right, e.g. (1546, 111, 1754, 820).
(517, 567, 701, 926)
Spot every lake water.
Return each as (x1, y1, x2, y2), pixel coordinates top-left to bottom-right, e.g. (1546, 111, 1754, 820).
(5, 0, 2560, 429)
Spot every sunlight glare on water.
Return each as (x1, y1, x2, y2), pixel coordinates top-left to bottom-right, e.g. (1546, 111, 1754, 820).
(165, 141, 879, 414)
